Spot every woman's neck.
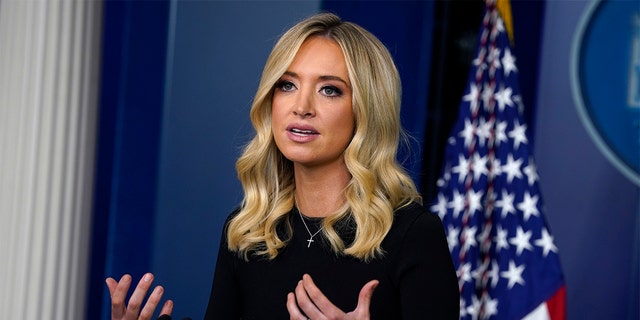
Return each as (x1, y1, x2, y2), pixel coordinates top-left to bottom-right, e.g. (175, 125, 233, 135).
(294, 163, 351, 218)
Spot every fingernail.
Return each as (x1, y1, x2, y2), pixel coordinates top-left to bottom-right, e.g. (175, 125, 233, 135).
(143, 273, 152, 282)
(121, 274, 131, 283)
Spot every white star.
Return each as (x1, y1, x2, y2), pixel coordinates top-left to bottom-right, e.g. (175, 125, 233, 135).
(495, 190, 516, 217)
(496, 16, 506, 34)
(517, 192, 540, 222)
(464, 83, 481, 114)
(466, 295, 481, 320)
(472, 153, 489, 181)
(459, 118, 475, 148)
(448, 190, 465, 218)
(502, 47, 518, 76)
(495, 121, 508, 146)
(452, 155, 471, 184)
(501, 154, 523, 183)
(459, 262, 473, 284)
(488, 46, 502, 71)
(535, 228, 559, 257)
(500, 260, 526, 289)
(509, 226, 533, 255)
(494, 86, 514, 111)
(431, 193, 448, 220)
(508, 119, 528, 149)
(495, 225, 510, 252)
(489, 157, 502, 180)
(482, 82, 495, 111)
(460, 298, 468, 318)
(461, 226, 478, 252)
(483, 294, 499, 318)
(446, 226, 460, 252)
(467, 189, 485, 216)
(476, 118, 492, 147)
(523, 158, 539, 185)
(489, 260, 501, 288)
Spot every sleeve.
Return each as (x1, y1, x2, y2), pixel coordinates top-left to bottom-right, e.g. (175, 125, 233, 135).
(396, 212, 460, 319)
(204, 216, 242, 320)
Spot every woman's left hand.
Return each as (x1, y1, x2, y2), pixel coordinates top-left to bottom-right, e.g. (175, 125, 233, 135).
(286, 274, 379, 320)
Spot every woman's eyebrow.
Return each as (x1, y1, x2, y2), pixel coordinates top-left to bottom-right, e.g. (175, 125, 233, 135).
(282, 71, 349, 87)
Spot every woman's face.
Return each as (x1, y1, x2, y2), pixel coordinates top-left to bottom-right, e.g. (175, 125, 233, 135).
(271, 36, 354, 169)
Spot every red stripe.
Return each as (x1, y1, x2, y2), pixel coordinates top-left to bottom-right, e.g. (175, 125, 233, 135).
(546, 285, 566, 320)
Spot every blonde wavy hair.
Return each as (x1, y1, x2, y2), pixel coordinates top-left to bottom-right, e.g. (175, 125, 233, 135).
(227, 12, 421, 261)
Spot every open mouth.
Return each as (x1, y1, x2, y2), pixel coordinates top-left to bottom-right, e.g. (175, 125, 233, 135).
(289, 128, 318, 135)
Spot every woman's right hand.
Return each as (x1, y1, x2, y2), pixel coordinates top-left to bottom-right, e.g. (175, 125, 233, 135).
(106, 273, 173, 320)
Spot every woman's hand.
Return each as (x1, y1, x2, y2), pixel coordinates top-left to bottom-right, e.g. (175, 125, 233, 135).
(286, 274, 379, 320)
(106, 273, 173, 320)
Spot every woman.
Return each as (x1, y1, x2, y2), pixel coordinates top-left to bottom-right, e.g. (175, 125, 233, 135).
(107, 12, 459, 320)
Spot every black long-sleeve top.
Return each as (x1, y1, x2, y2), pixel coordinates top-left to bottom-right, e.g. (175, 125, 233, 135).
(205, 202, 459, 319)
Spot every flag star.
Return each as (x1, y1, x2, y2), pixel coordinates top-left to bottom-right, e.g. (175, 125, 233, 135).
(431, 193, 448, 220)
(494, 85, 514, 111)
(495, 121, 508, 145)
(517, 192, 540, 222)
(466, 295, 481, 320)
(468, 189, 485, 216)
(489, 157, 502, 179)
(535, 228, 559, 256)
(446, 226, 460, 251)
(459, 119, 475, 148)
(472, 153, 489, 181)
(502, 47, 518, 76)
(459, 262, 474, 284)
(495, 225, 510, 251)
(489, 46, 502, 71)
(483, 294, 499, 318)
(500, 260, 526, 289)
(489, 260, 501, 288)
(476, 118, 492, 147)
(508, 119, 528, 149)
(509, 226, 533, 255)
(448, 190, 466, 218)
(452, 155, 471, 184)
(496, 190, 516, 217)
(502, 154, 523, 183)
(482, 82, 495, 111)
(461, 226, 478, 252)
(523, 158, 539, 185)
(471, 261, 487, 286)
(496, 16, 506, 33)
(464, 83, 481, 113)
(459, 299, 468, 318)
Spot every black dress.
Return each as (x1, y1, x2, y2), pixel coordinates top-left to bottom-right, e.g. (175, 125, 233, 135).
(205, 202, 459, 319)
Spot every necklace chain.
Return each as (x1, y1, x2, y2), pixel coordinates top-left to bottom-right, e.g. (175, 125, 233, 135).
(295, 199, 323, 248)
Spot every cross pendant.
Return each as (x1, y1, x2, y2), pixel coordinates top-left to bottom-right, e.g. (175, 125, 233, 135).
(306, 238, 314, 248)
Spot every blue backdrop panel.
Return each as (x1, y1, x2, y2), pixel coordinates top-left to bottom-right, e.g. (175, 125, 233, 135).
(322, 1, 436, 190)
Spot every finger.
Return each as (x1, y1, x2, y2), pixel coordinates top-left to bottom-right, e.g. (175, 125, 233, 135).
(353, 280, 379, 316)
(138, 285, 164, 320)
(108, 274, 132, 319)
(301, 274, 340, 316)
(295, 279, 320, 318)
(286, 292, 306, 320)
(158, 299, 174, 318)
(124, 273, 155, 319)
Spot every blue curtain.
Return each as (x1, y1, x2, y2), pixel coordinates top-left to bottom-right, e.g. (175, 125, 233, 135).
(86, 1, 170, 319)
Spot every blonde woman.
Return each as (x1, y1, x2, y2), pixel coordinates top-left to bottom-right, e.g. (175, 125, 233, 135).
(107, 12, 458, 320)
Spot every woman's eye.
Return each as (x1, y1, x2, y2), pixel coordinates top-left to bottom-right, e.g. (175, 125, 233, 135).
(321, 86, 342, 97)
(276, 81, 296, 92)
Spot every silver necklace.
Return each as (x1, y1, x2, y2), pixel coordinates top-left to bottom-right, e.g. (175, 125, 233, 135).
(295, 202, 323, 248)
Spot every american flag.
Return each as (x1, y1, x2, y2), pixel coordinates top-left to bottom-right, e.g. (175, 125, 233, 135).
(430, 2, 566, 319)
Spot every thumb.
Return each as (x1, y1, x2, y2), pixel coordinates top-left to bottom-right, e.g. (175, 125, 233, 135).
(354, 280, 379, 315)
